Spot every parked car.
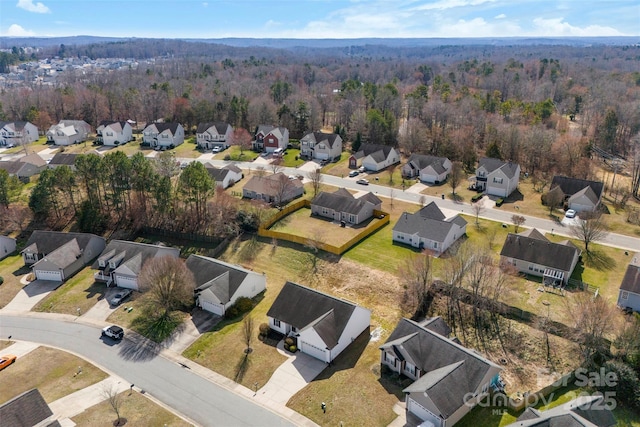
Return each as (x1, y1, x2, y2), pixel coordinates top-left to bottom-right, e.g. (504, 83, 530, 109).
(0, 354, 17, 371)
(109, 289, 132, 306)
(565, 209, 577, 219)
(102, 325, 124, 340)
(212, 146, 222, 153)
(356, 178, 369, 185)
(358, 166, 366, 173)
(349, 170, 359, 177)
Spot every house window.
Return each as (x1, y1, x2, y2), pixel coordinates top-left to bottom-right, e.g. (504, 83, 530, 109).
(405, 362, 415, 376)
(398, 235, 404, 240)
(291, 326, 297, 332)
(493, 177, 503, 183)
(478, 171, 485, 177)
(529, 266, 533, 271)
(274, 319, 281, 327)
(622, 291, 629, 300)
(433, 242, 438, 249)
(349, 214, 356, 223)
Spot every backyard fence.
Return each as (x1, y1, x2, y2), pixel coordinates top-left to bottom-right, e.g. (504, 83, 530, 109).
(567, 278, 599, 294)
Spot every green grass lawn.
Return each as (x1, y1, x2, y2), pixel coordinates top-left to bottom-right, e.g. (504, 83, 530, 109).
(32, 268, 106, 315)
(0, 254, 30, 309)
(281, 148, 305, 167)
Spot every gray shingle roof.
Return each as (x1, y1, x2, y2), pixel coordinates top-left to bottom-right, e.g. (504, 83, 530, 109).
(23, 230, 102, 258)
(511, 395, 616, 427)
(196, 122, 231, 134)
(381, 318, 501, 420)
(92, 240, 180, 274)
(267, 281, 358, 350)
(406, 154, 449, 174)
(393, 202, 466, 243)
(499, 230, 580, 271)
(303, 131, 341, 148)
(551, 176, 604, 200)
(0, 389, 55, 427)
(48, 152, 79, 166)
(620, 254, 640, 294)
(311, 188, 379, 215)
(479, 157, 520, 178)
(186, 254, 250, 304)
(568, 185, 599, 205)
(204, 164, 230, 182)
(243, 172, 303, 197)
(149, 122, 181, 134)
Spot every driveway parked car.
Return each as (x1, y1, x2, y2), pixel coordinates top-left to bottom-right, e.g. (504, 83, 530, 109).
(356, 178, 369, 185)
(212, 146, 222, 153)
(0, 354, 17, 371)
(565, 209, 577, 218)
(349, 170, 359, 177)
(109, 289, 132, 306)
(102, 325, 124, 340)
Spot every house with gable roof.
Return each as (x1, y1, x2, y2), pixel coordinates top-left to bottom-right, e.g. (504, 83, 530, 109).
(93, 240, 180, 289)
(617, 253, 640, 313)
(380, 317, 503, 427)
(508, 395, 615, 427)
(392, 202, 467, 256)
(253, 125, 289, 153)
(142, 122, 184, 148)
(242, 172, 304, 204)
(21, 230, 106, 282)
(204, 163, 243, 189)
(348, 143, 399, 172)
(401, 154, 452, 184)
(500, 228, 581, 286)
(267, 281, 371, 363)
(96, 120, 133, 146)
(549, 175, 604, 213)
(300, 131, 343, 161)
(0, 236, 16, 260)
(0, 153, 46, 181)
(474, 157, 520, 197)
(196, 122, 233, 150)
(0, 389, 58, 427)
(47, 152, 80, 170)
(187, 254, 266, 316)
(46, 120, 91, 146)
(0, 121, 39, 147)
(311, 188, 381, 225)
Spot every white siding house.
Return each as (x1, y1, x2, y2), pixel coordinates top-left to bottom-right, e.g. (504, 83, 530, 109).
(96, 121, 133, 146)
(142, 122, 185, 148)
(475, 158, 520, 198)
(617, 254, 640, 313)
(0, 121, 39, 147)
(46, 120, 91, 146)
(0, 236, 16, 260)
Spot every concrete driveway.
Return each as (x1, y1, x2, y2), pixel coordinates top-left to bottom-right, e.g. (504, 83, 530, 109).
(255, 340, 326, 406)
(1, 280, 61, 313)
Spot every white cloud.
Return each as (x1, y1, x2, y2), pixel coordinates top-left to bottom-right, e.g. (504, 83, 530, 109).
(532, 17, 625, 36)
(4, 24, 36, 36)
(16, 0, 51, 13)
(410, 0, 498, 12)
(495, 13, 506, 19)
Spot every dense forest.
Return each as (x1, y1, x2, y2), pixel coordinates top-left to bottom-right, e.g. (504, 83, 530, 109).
(1, 39, 639, 235)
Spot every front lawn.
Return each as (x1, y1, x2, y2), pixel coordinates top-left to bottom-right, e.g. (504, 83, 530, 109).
(32, 268, 105, 315)
(0, 254, 30, 309)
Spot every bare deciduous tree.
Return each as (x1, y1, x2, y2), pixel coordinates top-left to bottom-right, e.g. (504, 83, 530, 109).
(399, 250, 434, 316)
(231, 127, 252, 155)
(565, 292, 616, 366)
(254, 165, 267, 177)
(102, 383, 124, 426)
(511, 214, 526, 233)
(570, 211, 608, 254)
(138, 256, 196, 317)
(472, 202, 484, 228)
(270, 157, 284, 175)
(307, 167, 322, 198)
(243, 315, 254, 353)
(448, 161, 465, 196)
(543, 187, 564, 215)
(387, 164, 397, 184)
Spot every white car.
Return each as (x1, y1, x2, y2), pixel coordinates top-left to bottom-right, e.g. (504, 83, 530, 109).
(565, 209, 577, 219)
(102, 325, 124, 340)
(212, 146, 222, 153)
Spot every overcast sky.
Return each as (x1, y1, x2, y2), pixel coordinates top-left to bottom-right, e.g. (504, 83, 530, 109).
(1, 0, 638, 39)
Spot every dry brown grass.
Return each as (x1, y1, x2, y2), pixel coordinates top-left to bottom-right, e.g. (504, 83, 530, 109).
(0, 346, 108, 404)
(0, 340, 14, 351)
(32, 268, 106, 316)
(0, 254, 30, 309)
(72, 389, 193, 427)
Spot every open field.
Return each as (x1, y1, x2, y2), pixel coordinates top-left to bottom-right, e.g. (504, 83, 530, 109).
(0, 254, 31, 309)
(0, 345, 108, 404)
(72, 389, 193, 427)
(32, 267, 106, 316)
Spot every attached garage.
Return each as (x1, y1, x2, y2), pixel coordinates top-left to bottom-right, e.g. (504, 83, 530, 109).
(300, 341, 327, 362)
(114, 275, 138, 290)
(407, 398, 442, 427)
(35, 270, 63, 282)
(201, 300, 224, 316)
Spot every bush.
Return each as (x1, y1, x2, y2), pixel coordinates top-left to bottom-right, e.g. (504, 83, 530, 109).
(0, 276, 3, 285)
(600, 360, 640, 408)
(471, 194, 483, 202)
(289, 345, 297, 352)
(224, 297, 253, 319)
(259, 323, 270, 336)
(284, 336, 295, 346)
(224, 154, 231, 161)
(496, 198, 504, 207)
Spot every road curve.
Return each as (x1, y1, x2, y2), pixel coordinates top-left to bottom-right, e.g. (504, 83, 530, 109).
(0, 314, 293, 427)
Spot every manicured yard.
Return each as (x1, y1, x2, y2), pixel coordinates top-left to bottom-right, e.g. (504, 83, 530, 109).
(32, 268, 106, 316)
(0, 345, 107, 403)
(281, 148, 305, 167)
(0, 254, 30, 309)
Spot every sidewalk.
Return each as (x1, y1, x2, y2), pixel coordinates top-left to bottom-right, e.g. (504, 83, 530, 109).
(49, 376, 130, 422)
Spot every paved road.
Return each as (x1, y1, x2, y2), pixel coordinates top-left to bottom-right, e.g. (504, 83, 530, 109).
(0, 314, 293, 427)
(188, 157, 640, 253)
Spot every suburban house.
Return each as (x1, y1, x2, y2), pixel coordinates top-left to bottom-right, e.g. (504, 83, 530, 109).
(499, 228, 581, 286)
(474, 157, 520, 197)
(93, 240, 180, 290)
(380, 317, 503, 427)
(47, 152, 80, 170)
(46, 120, 91, 146)
(0, 121, 39, 147)
(253, 125, 289, 153)
(21, 230, 106, 282)
(392, 202, 467, 256)
(267, 281, 371, 363)
(348, 143, 400, 172)
(549, 175, 604, 213)
(508, 395, 615, 427)
(142, 122, 185, 148)
(0, 389, 58, 427)
(187, 254, 266, 316)
(310, 188, 382, 225)
(242, 172, 304, 205)
(0, 236, 16, 260)
(617, 253, 640, 313)
(196, 122, 233, 150)
(0, 153, 46, 181)
(300, 131, 343, 161)
(204, 163, 243, 189)
(402, 154, 452, 184)
(96, 120, 133, 146)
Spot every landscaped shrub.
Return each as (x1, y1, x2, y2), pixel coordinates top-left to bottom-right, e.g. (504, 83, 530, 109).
(289, 345, 297, 352)
(259, 323, 270, 337)
(225, 297, 253, 319)
(496, 198, 504, 207)
(224, 154, 231, 160)
(284, 336, 295, 346)
(471, 194, 484, 202)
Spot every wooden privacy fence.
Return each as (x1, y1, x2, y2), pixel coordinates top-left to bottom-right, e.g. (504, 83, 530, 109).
(258, 201, 390, 255)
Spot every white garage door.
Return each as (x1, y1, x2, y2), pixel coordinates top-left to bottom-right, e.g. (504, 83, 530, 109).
(407, 398, 441, 427)
(115, 275, 138, 290)
(201, 300, 224, 316)
(301, 341, 327, 362)
(35, 270, 63, 282)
